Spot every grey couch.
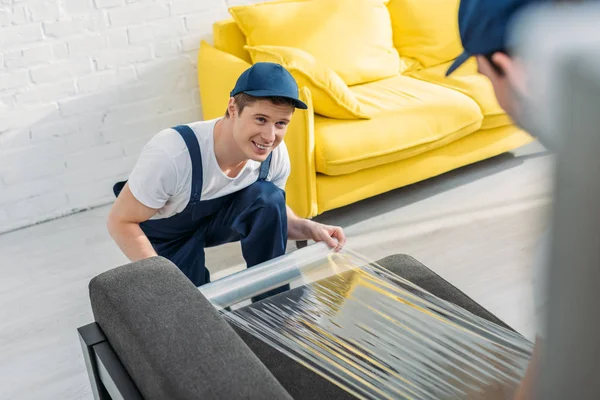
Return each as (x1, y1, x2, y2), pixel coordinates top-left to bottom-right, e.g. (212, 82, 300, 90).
(78, 255, 514, 400)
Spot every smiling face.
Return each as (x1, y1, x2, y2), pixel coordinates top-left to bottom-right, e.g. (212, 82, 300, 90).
(227, 94, 295, 162)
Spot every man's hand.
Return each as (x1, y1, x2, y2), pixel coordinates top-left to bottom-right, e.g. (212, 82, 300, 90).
(303, 220, 346, 252)
(286, 206, 346, 251)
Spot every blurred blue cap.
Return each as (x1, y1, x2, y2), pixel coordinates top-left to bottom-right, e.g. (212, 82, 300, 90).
(446, 0, 545, 76)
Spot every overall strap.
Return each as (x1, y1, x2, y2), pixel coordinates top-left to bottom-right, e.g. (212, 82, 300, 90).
(257, 153, 273, 181)
(172, 125, 203, 204)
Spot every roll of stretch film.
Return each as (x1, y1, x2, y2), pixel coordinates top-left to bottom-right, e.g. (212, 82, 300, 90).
(199, 244, 533, 400)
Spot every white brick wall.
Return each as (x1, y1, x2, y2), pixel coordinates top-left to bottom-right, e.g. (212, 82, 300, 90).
(0, 0, 266, 234)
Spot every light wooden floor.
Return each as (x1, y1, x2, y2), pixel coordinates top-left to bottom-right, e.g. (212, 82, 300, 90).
(0, 142, 553, 400)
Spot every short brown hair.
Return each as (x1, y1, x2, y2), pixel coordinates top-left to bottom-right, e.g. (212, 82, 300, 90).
(484, 51, 508, 76)
(224, 92, 297, 118)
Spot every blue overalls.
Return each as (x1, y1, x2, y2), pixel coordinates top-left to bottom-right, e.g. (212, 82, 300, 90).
(114, 125, 289, 301)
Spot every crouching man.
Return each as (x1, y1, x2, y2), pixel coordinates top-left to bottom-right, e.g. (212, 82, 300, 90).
(107, 62, 346, 298)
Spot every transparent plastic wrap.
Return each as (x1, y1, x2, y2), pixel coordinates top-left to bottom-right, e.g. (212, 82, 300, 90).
(199, 244, 533, 400)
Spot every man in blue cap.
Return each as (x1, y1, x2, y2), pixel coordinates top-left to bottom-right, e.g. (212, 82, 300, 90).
(107, 62, 346, 297)
(446, 0, 547, 127)
(448, 0, 583, 398)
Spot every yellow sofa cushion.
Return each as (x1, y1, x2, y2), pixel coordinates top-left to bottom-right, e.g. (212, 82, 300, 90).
(229, 0, 401, 86)
(315, 126, 533, 215)
(408, 58, 513, 130)
(314, 75, 484, 176)
(245, 45, 370, 120)
(387, 0, 463, 68)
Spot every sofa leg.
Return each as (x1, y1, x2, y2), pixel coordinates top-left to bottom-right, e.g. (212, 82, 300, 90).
(78, 323, 112, 400)
(296, 240, 308, 249)
(78, 322, 143, 400)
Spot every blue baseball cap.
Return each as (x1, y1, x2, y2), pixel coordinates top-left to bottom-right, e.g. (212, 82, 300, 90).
(446, 0, 544, 76)
(230, 62, 308, 109)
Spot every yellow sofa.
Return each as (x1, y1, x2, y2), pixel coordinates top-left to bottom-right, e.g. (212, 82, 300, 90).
(197, 0, 533, 219)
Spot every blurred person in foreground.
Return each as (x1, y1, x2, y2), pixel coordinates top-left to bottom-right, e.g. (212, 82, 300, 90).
(446, 0, 583, 398)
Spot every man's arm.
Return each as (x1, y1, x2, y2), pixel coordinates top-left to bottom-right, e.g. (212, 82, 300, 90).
(286, 205, 346, 251)
(107, 182, 159, 262)
(286, 205, 310, 240)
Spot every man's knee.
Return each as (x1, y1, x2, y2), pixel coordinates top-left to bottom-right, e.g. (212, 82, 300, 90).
(231, 181, 287, 239)
(238, 182, 288, 264)
(244, 181, 286, 212)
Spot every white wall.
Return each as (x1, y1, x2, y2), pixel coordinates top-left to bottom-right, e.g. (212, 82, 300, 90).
(0, 0, 262, 234)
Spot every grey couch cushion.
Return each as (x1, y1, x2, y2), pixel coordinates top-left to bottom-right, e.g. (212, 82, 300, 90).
(230, 286, 358, 400)
(89, 256, 293, 400)
(376, 254, 514, 331)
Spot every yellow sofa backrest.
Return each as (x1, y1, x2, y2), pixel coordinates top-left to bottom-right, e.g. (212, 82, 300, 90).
(213, 0, 304, 63)
(213, 0, 463, 73)
(213, 19, 251, 64)
(387, 0, 462, 68)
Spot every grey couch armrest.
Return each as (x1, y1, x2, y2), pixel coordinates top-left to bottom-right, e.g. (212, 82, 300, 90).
(89, 256, 293, 400)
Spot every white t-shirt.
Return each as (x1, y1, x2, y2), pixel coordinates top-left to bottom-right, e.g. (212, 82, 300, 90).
(127, 118, 291, 220)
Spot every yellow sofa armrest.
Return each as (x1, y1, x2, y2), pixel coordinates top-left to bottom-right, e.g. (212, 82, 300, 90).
(285, 86, 318, 219)
(197, 40, 252, 120)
